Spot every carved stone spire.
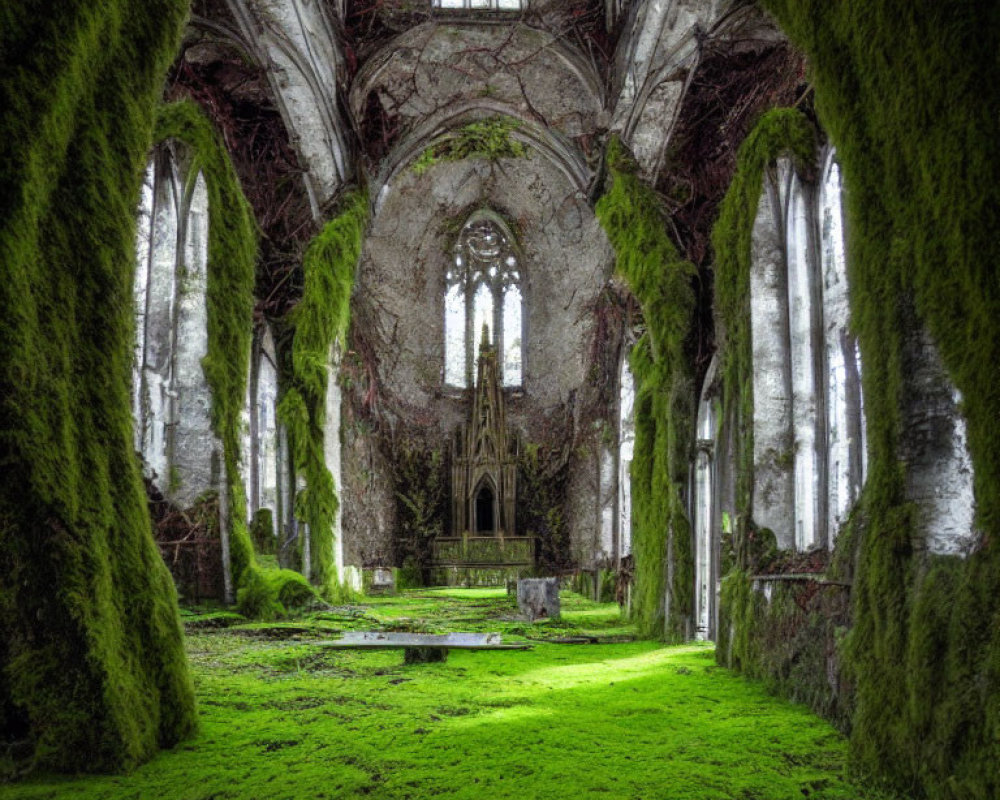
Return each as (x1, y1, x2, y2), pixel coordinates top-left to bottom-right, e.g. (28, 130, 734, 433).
(451, 329, 517, 535)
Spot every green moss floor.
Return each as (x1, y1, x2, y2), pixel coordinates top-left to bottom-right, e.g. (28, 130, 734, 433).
(6, 589, 903, 799)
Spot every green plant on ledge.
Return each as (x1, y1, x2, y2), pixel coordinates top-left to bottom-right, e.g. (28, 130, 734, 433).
(412, 117, 528, 175)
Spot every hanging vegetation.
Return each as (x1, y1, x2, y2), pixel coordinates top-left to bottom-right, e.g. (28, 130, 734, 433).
(279, 188, 369, 600)
(0, 1, 196, 772)
(595, 137, 697, 639)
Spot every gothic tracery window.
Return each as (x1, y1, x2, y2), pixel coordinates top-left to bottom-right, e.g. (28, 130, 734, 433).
(445, 212, 523, 389)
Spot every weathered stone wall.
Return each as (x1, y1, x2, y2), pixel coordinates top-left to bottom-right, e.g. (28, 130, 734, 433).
(351, 23, 605, 150)
(344, 149, 613, 568)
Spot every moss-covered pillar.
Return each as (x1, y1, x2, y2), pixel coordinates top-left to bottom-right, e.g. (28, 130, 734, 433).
(0, 1, 196, 772)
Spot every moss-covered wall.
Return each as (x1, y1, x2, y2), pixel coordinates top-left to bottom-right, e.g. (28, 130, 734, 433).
(596, 138, 697, 640)
(0, 1, 196, 772)
(716, 3, 1000, 796)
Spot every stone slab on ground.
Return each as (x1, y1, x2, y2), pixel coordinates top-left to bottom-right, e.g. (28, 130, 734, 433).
(316, 631, 531, 664)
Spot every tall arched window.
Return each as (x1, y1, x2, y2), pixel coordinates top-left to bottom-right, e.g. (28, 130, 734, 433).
(749, 151, 868, 552)
(445, 211, 523, 389)
(786, 170, 820, 551)
(693, 376, 716, 640)
(133, 144, 216, 507)
(819, 152, 867, 538)
(617, 355, 636, 560)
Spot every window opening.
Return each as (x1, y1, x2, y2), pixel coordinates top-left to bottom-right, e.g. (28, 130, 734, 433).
(820, 153, 867, 539)
(445, 212, 523, 389)
(694, 386, 715, 640)
(785, 173, 820, 551)
(618, 356, 636, 558)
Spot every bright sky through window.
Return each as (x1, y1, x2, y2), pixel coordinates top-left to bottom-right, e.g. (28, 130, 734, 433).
(445, 212, 523, 388)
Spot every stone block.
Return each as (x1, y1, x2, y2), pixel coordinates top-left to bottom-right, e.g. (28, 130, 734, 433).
(370, 567, 395, 594)
(517, 578, 560, 621)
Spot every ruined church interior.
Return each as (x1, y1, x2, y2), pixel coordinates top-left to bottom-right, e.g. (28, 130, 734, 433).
(2, 1, 998, 798)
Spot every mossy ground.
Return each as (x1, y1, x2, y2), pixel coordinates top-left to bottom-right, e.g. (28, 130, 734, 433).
(8, 590, 902, 799)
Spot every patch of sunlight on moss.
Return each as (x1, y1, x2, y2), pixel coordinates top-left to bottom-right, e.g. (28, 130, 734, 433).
(560, 604, 623, 621)
(511, 645, 701, 690)
(417, 587, 508, 599)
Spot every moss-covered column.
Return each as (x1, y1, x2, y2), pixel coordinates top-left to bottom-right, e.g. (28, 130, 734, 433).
(595, 138, 697, 640)
(280, 189, 369, 599)
(0, 2, 196, 772)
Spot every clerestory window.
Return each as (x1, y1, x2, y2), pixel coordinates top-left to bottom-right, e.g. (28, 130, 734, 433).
(432, 0, 526, 11)
(445, 212, 523, 389)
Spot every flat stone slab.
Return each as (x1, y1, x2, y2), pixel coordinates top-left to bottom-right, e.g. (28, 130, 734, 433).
(324, 631, 509, 648)
(316, 631, 531, 663)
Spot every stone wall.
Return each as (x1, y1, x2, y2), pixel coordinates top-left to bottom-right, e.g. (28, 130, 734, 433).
(345, 150, 613, 568)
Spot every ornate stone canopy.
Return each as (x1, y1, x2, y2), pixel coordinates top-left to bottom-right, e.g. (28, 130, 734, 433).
(451, 326, 518, 536)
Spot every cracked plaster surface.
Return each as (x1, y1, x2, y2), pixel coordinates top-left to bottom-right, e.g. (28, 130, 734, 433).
(351, 23, 605, 147)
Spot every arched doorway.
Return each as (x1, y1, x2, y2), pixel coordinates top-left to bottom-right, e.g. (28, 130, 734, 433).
(475, 481, 495, 533)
